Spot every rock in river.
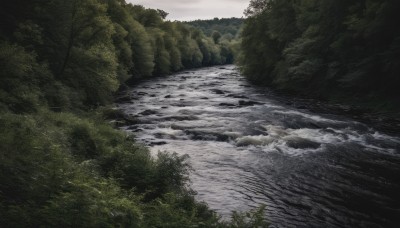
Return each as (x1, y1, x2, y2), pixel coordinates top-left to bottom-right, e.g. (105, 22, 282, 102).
(139, 110, 158, 116)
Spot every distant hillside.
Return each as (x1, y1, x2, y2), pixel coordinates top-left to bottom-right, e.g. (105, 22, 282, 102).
(186, 17, 244, 39)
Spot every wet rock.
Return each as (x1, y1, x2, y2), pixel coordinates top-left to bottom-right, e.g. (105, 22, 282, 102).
(169, 124, 186, 130)
(283, 120, 321, 130)
(227, 94, 249, 99)
(127, 125, 138, 130)
(211, 89, 225, 95)
(200, 97, 209, 100)
(178, 109, 192, 115)
(140, 110, 157, 116)
(150, 141, 167, 146)
(219, 103, 237, 107)
(131, 128, 143, 133)
(115, 116, 138, 127)
(222, 131, 242, 139)
(115, 95, 134, 103)
(185, 130, 230, 142)
(103, 108, 126, 120)
(164, 95, 172, 99)
(204, 82, 219, 87)
(154, 132, 180, 140)
(149, 94, 157, 97)
(154, 133, 166, 139)
(324, 128, 337, 134)
(285, 137, 321, 149)
(235, 135, 274, 147)
(104, 109, 139, 126)
(173, 104, 188, 107)
(163, 115, 199, 121)
(161, 106, 168, 109)
(238, 100, 263, 106)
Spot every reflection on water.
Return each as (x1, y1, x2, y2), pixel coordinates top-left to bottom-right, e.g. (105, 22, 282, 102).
(118, 65, 400, 228)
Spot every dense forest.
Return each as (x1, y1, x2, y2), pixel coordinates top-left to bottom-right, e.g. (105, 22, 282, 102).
(186, 18, 243, 40)
(0, 0, 266, 227)
(239, 0, 400, 113)
(0, 0, 237, 112)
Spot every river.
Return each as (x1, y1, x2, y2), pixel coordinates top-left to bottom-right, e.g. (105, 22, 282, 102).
(117, 65, 400, 228)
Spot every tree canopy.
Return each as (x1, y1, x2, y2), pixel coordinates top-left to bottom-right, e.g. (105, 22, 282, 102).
(239, 0, 400, 111)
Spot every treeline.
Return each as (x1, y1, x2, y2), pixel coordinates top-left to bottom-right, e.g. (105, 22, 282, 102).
(239, 0, 400, 111)
(0, 0, 236, 112)
(0, 0, 267, 227)
(187, 18, 243, 40)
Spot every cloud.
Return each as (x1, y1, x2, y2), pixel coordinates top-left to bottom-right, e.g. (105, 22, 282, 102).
(126, 0, 249, 21)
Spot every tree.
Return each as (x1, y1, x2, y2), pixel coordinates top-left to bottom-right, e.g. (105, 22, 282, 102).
(33, 0, 120, 107)
(0, 42, 50, 112)
(212, 31, 222, 44)
(149, 28, 171, 76)
(157, 9, 169, 20)
(244, 0, 270, 17)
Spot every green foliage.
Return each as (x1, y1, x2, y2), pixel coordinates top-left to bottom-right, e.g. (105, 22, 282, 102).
(212, 31, 222, 44)
(142, 192, 220, 227)
(148, 28, 172, 76)
(0, 0, 269, 226)
(0, 41, 51, 113)
(0, 112, 188, 226)
(129, 19, 155, 78)
(187, 18, 242, 64)
(178, 28, 204, 68)
(40, 179, 142, 228)
(229, 206, 269, 228)
(186, 17, 244, 37)
(239, 0, 400, 109)
(238, 13, 280, 83)
(0, 113, 139, 227)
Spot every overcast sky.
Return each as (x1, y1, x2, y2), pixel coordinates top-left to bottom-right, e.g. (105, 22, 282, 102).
(127, 0, 249, 21)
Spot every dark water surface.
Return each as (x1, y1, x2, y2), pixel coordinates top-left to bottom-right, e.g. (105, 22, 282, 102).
(117, 66, 400, 228)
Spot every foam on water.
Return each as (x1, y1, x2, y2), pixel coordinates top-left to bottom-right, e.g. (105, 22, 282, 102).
(272, 110, 348, 124)
(118, 65, 400, 227)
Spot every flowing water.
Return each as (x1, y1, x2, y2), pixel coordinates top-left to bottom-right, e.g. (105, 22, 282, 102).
(117, 65, 400, 228)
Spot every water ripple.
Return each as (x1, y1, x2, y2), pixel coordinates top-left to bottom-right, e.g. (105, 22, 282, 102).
(118, 66, 400, 227)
